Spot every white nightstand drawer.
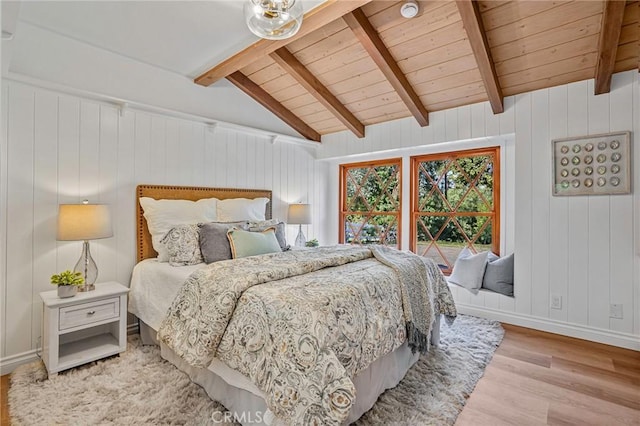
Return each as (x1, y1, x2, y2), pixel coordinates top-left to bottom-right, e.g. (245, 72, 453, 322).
(59, 297, 120, 330)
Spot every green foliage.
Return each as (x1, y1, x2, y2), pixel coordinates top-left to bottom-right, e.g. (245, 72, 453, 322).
(50, 270, 84, 286)
(415, 155, 495, 246)
(305, 239, 319, 247)
(343, 154, 496, 250)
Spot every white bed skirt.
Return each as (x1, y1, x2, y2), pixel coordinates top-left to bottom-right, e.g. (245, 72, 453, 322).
(141, 316, 441, 425)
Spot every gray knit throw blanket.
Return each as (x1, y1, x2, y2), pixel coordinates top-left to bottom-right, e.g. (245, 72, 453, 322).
(370, 245, 436, 354)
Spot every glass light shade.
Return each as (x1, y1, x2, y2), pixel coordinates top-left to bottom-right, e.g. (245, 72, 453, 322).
(244, 0, 303, 40)
(288, 203, 311, 225)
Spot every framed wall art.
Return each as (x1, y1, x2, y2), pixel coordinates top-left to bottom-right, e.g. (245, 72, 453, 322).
(552, 131, 631, 196)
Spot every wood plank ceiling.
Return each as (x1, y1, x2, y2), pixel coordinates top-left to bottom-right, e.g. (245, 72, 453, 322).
(197, 0, 640, 142)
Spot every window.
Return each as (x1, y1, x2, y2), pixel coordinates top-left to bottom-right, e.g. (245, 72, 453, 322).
(339, 159, 401, 248)
(411, 147, 500, 274)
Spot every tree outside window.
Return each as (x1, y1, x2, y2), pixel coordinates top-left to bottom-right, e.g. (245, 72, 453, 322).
(339, 159, 401, 248)
(411, 147, 500, 274)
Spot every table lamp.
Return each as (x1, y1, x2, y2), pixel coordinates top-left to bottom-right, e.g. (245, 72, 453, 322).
(288, 203, 311, 247)
(57, 201, 113, 291)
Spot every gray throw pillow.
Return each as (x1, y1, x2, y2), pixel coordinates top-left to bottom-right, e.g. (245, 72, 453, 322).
(448, 248, 489, 294)
(248, 220, 289, 251)
(199, 222, 248, 264)
(482, 253, 514, 296)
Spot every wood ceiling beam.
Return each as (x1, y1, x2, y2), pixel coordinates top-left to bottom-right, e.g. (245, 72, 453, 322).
(455, 0, 504, 114)
(195, 0, 372, 87)
(594, 0, 626, 95)
(226, 71, 321, 142)
(343, 8, 429, 127)
(271, 48, 365, 138)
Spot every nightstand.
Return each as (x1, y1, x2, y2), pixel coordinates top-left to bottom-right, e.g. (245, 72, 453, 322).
(39, 281, 129, 378)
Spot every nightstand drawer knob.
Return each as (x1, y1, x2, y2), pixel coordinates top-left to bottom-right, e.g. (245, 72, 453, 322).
(87, 311, 96, 315)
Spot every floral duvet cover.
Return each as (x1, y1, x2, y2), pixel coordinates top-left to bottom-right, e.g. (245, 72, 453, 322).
(158, 245, 456, 425)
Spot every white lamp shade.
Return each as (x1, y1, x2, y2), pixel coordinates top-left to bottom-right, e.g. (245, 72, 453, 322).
(57, 204, 113, 241)
(288, 203, 311, 225)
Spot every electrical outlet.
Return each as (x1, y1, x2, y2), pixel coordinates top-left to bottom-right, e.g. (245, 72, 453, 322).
(550, 294, 562, 310)
(609, 304, 623, 319)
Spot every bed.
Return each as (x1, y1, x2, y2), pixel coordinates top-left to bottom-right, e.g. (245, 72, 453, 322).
(128, 184, 456, 425)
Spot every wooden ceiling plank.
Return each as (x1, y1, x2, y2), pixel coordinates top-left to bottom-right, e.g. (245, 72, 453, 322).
(376, 2, 462, 49)
(594, 0, 627, 95)
(614, 42, 640, 71)
(495, 35, 599, 77)
(491, 14, 603, 62)
(503, 68, 596, 96)
(622, 1, 639, 26)
(413, 68, 484, 96)
(486, 1, 603, 48)
(344, 8, 429, 126)
(286, 18, 348, 54)
(270, 47, 366, 138)
(480, 1, 573, 31)
(226, 71, 320, 142)
(456, 0, 504, 114)
(196, 0, 372, 86)
(428, 92, 488, 112)
(408, 54, 481, 87)
(388, 20, 467, 62)
(398, 38, 473, 74)
(500, 52, 598, 89)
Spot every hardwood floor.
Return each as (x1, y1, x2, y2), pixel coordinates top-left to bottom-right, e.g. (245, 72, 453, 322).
(455, 324, 640, 426)
(1, 375, 8, 426)
(1, 324, 638, 425)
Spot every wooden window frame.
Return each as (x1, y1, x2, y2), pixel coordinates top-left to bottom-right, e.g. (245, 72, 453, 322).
(410, 147, 500, 273)
(339, 158, 402, 249)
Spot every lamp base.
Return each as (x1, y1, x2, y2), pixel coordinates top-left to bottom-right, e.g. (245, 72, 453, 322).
(295, 224, 306, 247)
(73, 240, 98, 291)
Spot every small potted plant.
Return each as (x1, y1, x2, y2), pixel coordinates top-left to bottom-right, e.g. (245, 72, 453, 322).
(305, 238, 319, 248)
(51, 270, 84, 298)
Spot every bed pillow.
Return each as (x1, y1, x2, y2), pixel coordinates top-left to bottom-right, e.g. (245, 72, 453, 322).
(217, 197, 269, 222)
(199, 221, 249, 264)
(140, 197, 218, 262)
(248, 219, 289, 251)
(448, 248, 489, 294)
(161, 224, 203, 266)
(227, 227, 281, 259)
(482, 253, 514, 296)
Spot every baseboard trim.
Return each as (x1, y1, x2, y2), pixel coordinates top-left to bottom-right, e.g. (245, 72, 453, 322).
(0, 349, 39, 375)
(456, 303, 640, 351)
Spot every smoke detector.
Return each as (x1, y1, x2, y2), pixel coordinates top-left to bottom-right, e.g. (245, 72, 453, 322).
(400, 0, 419, 18)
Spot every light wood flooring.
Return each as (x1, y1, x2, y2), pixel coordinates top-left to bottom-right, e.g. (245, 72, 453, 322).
(1, 324, 638, 425)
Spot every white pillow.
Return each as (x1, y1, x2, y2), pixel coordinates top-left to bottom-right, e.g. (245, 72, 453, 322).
(448, 247, 489, 294)
(139, 197, 218, 262)
(217, 197, 269, 222)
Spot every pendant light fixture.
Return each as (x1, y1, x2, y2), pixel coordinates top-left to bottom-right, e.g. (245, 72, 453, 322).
(244, 0, 304, 40)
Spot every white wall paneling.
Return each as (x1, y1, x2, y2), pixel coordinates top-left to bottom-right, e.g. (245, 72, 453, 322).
(319, 70, 639, 350)
(0, 80, 327, 372)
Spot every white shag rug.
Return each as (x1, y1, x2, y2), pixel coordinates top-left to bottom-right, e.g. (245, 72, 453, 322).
(9, 314, 503, 425)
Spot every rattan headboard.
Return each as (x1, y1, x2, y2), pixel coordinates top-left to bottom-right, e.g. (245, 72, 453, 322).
(136, 184, 272, 262)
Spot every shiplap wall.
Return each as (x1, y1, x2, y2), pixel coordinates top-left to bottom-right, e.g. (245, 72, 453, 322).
(0, 80, 328, 362)
(319, 70, 639, 348)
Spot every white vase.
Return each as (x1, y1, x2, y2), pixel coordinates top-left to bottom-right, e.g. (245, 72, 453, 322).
(57, 285, 77, 298)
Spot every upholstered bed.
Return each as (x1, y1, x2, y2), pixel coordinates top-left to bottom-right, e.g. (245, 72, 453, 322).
(128, 184, 456, 425)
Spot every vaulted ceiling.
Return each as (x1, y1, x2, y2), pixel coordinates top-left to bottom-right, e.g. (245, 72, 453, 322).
(197, 0, 639, 142)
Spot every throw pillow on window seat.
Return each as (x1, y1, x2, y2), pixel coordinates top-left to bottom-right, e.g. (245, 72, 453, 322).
(447, 247, 489, 294)
(482, 253, 514, 296)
